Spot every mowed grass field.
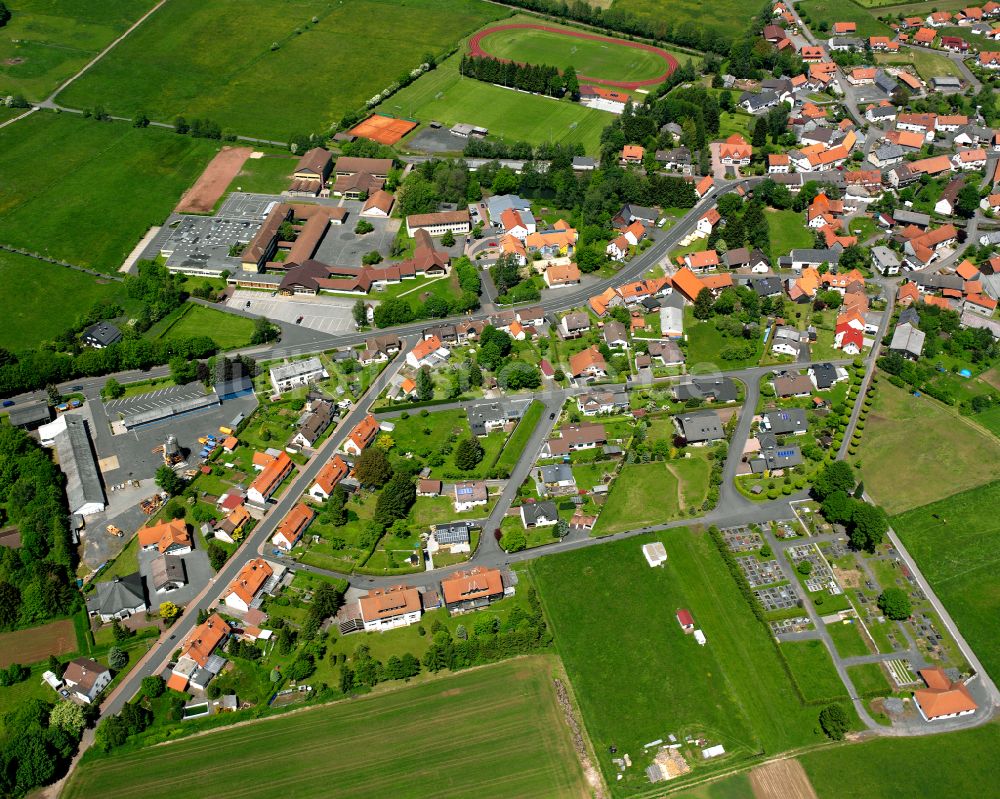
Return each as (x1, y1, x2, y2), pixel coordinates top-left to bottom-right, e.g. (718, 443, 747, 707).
(532, 530, 836, 794)
(476, 26, 668, 82)
(0, 0, 156, 100)
(800, 721, 1000, 798)
(149, 304, 256, 350)
(798, 0, 892, 36)
(390, 53, 610, 153)
(891, 480, 1000, 682)
(56, 0, 505, 141)
(855, 379, 1000, 514)
(875, 49, 961, 82)
(0, 112, 218, 271)
(767, 209, 816, 262)
(64, 656, 587, 799)
(611, 0, 758, 39)
(0, 251, 128, 351)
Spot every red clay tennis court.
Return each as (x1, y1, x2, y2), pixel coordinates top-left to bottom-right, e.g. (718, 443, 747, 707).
(348, 115, 418, 145)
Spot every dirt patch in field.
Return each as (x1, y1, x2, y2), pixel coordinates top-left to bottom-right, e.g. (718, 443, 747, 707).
(833, 566, 862, 588)
(0, 618, 76, 667)
(750, 759, 818, 799)
(4, 58, 25, 66)
(174, 146, 252, 214)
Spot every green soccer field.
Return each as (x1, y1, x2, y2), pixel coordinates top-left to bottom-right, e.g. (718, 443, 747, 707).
(0, 112, 218, 272)
(63, 656, 587, 799)
(0, 0, 157, 101)
(0, 251, 131, 351)
(475, 26, 668, 83)
(389, 53, 612, 153)
(54, 0, 505, 141)
(532, 530, 847, 795)
(891, 480, 1000, 683)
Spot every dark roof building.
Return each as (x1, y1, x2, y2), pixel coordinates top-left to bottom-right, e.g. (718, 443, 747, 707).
(82, 322, 122, 349)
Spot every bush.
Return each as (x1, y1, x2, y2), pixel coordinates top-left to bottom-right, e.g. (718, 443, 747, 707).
(819, 704, 850, 740)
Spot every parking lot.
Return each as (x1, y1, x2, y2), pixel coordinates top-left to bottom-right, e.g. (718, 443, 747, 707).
(227, 289, 357, 334)
(103, 383, 209, 418)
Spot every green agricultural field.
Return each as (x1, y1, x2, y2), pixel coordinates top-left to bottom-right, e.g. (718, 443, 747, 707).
(0, 0, 156, 100)
(476, 26, 668, 83)
(780, 639, 848, 702)
(611, 0, 759, 39)
(855, 379, 1000, 513)
(532, 530, 843, 794)
(148, 303, 256, 350)
(767, 208, 816, 262)
(0, 112, 217, 272)
(973, 405, 1000, 438)
(388, 53, 611, 153)
(56, 0, 505, 141)
(891, 480, 1000, 682)
(798, 0, 892, 36)
(64, 656, 587, 799)
(0, 251, 132, 351)
(800, 721, 1000, 798)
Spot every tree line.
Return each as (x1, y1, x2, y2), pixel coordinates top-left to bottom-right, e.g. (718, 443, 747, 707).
(459, 55, 579, 99)
(0, 262, 222, 396)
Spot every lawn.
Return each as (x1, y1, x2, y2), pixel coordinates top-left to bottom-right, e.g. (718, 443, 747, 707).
(973, 405, 1000, 438)
(55, 0, 506, 141)
(0, 112, 218, 272)
(826, 620, 870, 658)
(149, 303, 256, 350)
(0, 251, 134, 351)
(0, 0, 156, 100)
(797, 0, 892, 36)
(65, 656, 587, 799)
(875, 50, 962, 82)
(611, 0, 760, 38)
(767, 208, 815, 262)
(532, 529, 842, 794)
(388, 52, 611, 154)
(476, 24, 669, 83)
(592, 461, 678, 534)
(780, 639, 848, 702)
(800, 721, 1000, 798)
(495, 400, 544, 473)
(215, 153, 299, 207)
(891, 480, 1000, 682)
(847, 662, 892, 696)
(684, 307, 762, 370)
(854, 379, 1000, 514)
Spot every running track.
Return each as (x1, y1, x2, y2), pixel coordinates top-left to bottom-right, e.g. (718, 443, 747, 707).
(468, 23, 678, 90)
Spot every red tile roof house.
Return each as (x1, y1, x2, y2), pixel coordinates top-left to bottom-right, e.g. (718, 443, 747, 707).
(343, 413, 380, 457)
(223, 558, 274, 612)
(63, 657, 111, 703)
(272, 502, 315, 551)
(913, 668, 978, 721)
(719, 134, 752, 165)
(606, 234, 631, 262)
(833, 21, 857, 33)
(440, 566, 507, 613)
(697, 208, 721, 236)
(247, 450, 293, 505)
(569, 345, 609, 381)
(620, 144, 645, 164)
(309, 454, 350, 501)
(169, 613, 231, 693)
(676, 609, 695, 633)
(358, 585, 423, 632)
(138, 518, 192, 555)
(683, 250, 721, 273)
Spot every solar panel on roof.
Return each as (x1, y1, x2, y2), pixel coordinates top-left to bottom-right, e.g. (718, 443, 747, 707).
(778, 449, 795, 457)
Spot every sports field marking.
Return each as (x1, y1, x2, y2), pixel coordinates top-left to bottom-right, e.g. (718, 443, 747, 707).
(468, 23, 677, 89)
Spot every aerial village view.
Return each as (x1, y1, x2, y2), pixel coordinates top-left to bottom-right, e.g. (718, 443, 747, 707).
(0, 0, 999, 796)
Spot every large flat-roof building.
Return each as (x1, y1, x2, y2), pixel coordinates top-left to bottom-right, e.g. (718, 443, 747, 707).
(53, 415, 105, 516)
(269, 357, 328, 394)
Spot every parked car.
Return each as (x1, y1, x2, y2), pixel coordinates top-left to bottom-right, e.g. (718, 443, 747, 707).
(1, 400, 13, 408)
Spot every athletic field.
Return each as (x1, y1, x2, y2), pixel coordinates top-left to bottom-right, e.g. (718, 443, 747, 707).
(64, 656, 588, 799)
